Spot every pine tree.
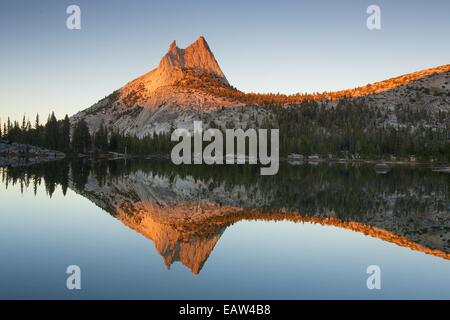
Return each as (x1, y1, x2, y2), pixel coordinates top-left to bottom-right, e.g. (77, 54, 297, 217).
(34, 113, 43, 146)
(35, 114, 40, 129)
(59, 115, 71, 152)
(21, 115, 26, 131)
(72, 119, 91, 154)
(7, 117, 11, 137)
(45, 112, 59, 149)
(109, 131, 119, 152)
(94, 122, 108, 152)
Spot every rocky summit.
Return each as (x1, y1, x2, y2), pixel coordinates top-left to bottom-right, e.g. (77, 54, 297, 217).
(71, 36, 268, 137)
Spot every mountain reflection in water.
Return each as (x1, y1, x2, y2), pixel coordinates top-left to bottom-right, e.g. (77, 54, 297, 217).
(2, 159, 450, 274)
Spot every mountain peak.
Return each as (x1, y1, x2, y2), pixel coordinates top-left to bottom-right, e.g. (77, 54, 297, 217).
(168, 40, 177, 51)
(157, 36, 228, 84)
(82, 36, 237, 128)
(191, 35, 208, 49)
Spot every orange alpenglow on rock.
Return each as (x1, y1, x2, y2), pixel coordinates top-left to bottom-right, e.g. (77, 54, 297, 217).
(124, 36, 229, 97)
(70, 36, 250, 138)
(161, 36, 228, 83)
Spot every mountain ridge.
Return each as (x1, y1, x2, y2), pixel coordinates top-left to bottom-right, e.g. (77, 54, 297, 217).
(71, 36, 450, 137)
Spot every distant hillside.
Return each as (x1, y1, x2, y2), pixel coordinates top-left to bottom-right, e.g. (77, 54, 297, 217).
(196, 64, 450, 106)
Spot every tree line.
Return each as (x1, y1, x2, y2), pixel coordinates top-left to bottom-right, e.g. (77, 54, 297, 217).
(1, 113, 71, 152)
(0, 113, 173, 155)
(2, 97, 450, 161)
(271, 99, 450, 161)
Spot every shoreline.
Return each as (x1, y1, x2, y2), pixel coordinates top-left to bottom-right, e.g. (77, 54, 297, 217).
(2, 144, 450, 172)
(0, 140, 65, 168)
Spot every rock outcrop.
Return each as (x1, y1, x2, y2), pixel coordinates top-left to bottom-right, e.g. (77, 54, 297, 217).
(0, 140, 65, 167)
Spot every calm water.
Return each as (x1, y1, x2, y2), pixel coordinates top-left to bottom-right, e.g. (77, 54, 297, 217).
(0, 159, 449, 299)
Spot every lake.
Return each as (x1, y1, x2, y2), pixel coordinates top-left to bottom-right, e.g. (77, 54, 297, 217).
(0, 159, 449, 299)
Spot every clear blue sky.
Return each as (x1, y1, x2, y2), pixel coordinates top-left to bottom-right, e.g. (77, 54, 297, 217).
(0, 0, 449, 122)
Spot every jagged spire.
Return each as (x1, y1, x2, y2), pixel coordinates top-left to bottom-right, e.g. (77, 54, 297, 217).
(169, 40, 177, 51)
(158, 36, 228, 84)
